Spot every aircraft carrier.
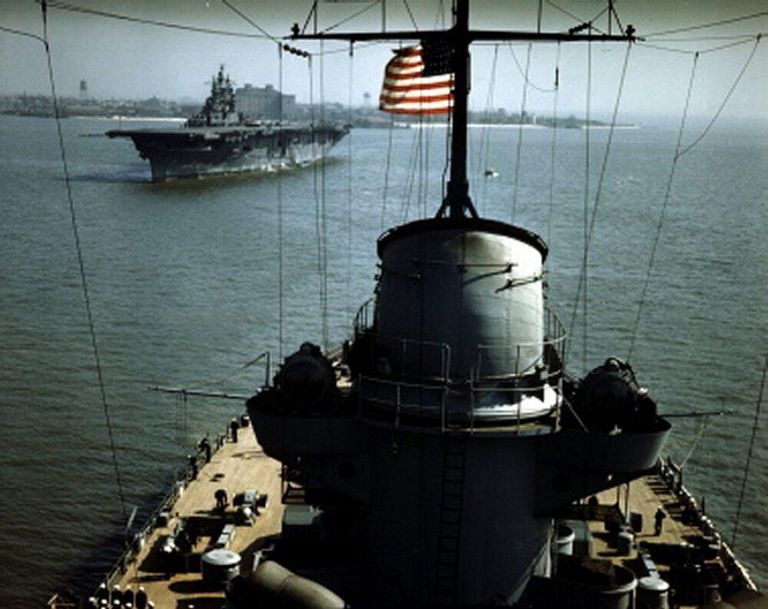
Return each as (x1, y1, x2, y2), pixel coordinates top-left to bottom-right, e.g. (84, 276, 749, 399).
(106, 67, 349, 182)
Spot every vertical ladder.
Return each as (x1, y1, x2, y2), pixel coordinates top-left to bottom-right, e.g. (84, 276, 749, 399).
(435, 435, 468, 604)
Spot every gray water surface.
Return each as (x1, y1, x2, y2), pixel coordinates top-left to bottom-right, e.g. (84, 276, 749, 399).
(0, 115, 765, 607)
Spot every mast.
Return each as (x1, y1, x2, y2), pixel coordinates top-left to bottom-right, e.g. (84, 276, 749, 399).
(290, 0, 638, 222)
(443, 0, 476, 219)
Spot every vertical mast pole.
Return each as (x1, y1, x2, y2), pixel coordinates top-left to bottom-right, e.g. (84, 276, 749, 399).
(445, 0, 476, 218)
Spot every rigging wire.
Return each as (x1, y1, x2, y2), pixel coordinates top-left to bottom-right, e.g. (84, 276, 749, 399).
(647, 34, 759, 43)
(732, 355, 767, 549)
(477, 44, 500, 215)
(545, 42, 561, 247)
(180, 352, 272, 390)
(627, 36, 759, 361)
(676, 35, 762, 159)
(39, 0, 127, 519)
(380, 114, 396, 231)
(0, 25, 45, 43)
(678, 414, 713, 470)
(35, 0, 378, 57)
(319, 43, 330, 351)
(277, 43, 285, 362)
(644, 10, 768, 38)
(510, 43, 533, 223)
(626, 53, 699, 362)
(543, 0, 609, 36)
(567, 42, 633, 359)
(421, 117, 432, 218)
(400, 126, 422, 222)
(508, 43, 557, 93)
(442, 110, 452, 204)
(221, 0, 281, 43)
(581, 36, 592, 373)
(403, 0, 419, 31)
(39, 0, 274, 39)
(638, 35, 760, 56)
(346, 43, 355, 328)
(309, 56, 324, 345)
(434, 0, 447, 29)
(320, 1, 380, 34)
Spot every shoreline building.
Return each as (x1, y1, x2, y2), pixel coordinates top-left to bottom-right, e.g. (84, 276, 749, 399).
(235, 84, 296, 121)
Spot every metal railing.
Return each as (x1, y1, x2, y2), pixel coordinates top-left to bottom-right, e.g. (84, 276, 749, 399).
(373, 334, 453, 383)
(357, 373, 561, 434)
(470, 306, 567, 381)
(353, 298, 375, 337)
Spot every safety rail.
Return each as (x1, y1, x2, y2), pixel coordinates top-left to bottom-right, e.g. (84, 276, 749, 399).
(468, 377, 563, 432)
(353, 302, 566, 383)
(373, 334, 453, 383)
(358, 375, 447, 428)
(471, 306, 567, 381)
(357, 374, 560, 433)
(353, 298, 375, 337)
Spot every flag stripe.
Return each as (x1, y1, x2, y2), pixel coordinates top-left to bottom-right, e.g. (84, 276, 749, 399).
(379, 43, 454, 116)
(383, 73, 451, 85)
(380, 91, 453, 103)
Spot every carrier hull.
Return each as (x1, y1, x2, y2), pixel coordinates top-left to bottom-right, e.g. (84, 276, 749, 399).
(107, 123, 349, 182)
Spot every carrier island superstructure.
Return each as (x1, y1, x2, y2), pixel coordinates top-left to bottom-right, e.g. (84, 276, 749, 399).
(107, 66, 348, 182)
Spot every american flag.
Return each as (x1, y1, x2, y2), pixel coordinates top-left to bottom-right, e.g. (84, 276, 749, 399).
(379, 39, 455, 115)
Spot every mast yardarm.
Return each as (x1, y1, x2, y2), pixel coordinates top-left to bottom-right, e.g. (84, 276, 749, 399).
(290, 0, 639, 219)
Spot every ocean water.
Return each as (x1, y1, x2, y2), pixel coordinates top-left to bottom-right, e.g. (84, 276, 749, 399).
(0, 114, 765, 607)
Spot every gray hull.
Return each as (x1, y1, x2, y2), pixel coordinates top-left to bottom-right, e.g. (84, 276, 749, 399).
(107, 123, 349, 182)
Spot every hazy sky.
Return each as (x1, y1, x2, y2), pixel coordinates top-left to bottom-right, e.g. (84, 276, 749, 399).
(2, 1, 767, 124)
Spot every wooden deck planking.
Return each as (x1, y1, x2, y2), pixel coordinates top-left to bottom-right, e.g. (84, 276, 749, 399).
(587, 474, 723, 609)
(590, 474, 700, 562)
(116, 426, 283, 609)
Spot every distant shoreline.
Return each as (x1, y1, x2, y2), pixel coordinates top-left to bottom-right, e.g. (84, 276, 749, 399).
(409, 122, 639, 130)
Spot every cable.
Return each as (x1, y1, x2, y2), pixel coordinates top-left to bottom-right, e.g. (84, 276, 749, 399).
(543, 0, 609, 36)
(546, 42, 561, 247)
(638, 34, 760, 56)
(0, 25, 45, 43)
(319, 41, 329, 351)
(478, 44, 500, 215)
(732, 355, 767, 549)
(346, 43, 354, 328)
(320, 1, 380, 34)
(380, 114, 396, 231)
(221, 0, 281, 43)
(511, 43, 532, 223)
(568, 42, 632, 362)
(277, 43, 285, 362)
(627, 53, 698, 362)
(39, 0, 274, 39)
(403, 0, 419, 31)
(627, 35, 760, 359)
(679, 415, 712, 470)
(645, 10, 768, 38)
(580, 37, 592, 372)
(677, 35, 762, 158)
(40, 0, 127, 519)
(508, 44, 557, 93)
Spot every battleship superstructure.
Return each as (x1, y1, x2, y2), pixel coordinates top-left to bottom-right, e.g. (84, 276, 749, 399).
(245, 3, 673, 606)
(107, 66, 348, 182)
(50, 4, 766, 609)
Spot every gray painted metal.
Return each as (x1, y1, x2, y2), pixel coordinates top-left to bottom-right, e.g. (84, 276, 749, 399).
(376, 223, 544, 382)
